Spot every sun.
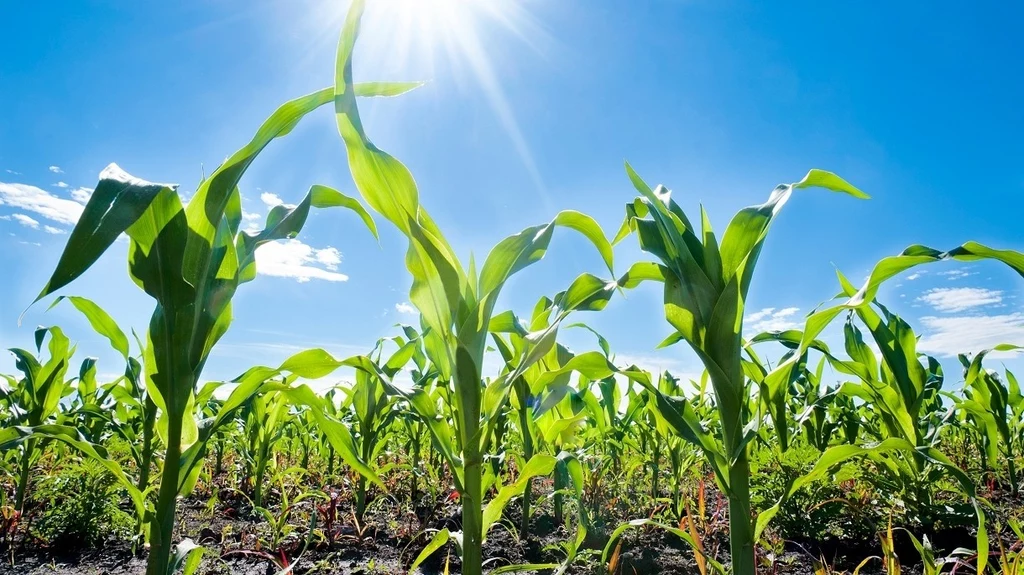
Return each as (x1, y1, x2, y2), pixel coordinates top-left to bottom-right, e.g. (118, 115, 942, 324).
(294, 0, 549, 193)
(373, 0, 549, 190)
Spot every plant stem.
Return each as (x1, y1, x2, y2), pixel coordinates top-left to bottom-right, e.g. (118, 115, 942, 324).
(517, 379, 534, 537)
(139, 399, 155, 493)
(554, 458, 565, 527)
(147, 414, 182, 575)
(327, 444, 335, 480)
(355, 475, 367, 525)
(1008, 450, 1018, 497)
(652, 440, 661, 503)
(727, 449, 754, 575)
(410, 431, 420, 510)
(14, 438, 35, 513)
(254, 451, 268, 509)
(462, 442, 483, 575)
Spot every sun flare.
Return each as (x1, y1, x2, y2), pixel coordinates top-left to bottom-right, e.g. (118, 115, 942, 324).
(302, 0, 549, 193)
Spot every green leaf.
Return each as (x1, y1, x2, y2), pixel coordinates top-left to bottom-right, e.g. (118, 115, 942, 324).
(171, 539, 204, 575)
(49, 296, 130, 360)
(482, 454, 557, 537)
(0, 424, 146, 523)
(353, 81, 424, 98)
(408, 529, 449, 574)
(793, 169, 869, 198)
(33, 165, 177, 305)
(309, 184, 379, 241)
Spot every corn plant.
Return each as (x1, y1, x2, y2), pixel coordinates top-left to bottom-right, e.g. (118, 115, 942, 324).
(339, 337, 412, 526)
(28, 81, 389, 572)
(825, 305, 966, 528)
(3, 326, 76, 512)
(330, 2, 620, 572)
(646, 372, 701, 521)
(239, 388, 292, 509)
(47, 296, 161, 494)
(285, 407, 317, 472)
(756, 243, 1024, 574)
(612, 163, 867, 575)
(491, 297, 582, 536)
(954, 347, 1023, 496)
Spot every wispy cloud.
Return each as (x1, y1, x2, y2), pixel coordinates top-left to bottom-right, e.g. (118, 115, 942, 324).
(1, 210, 68, 235)
(613, 351, 703, 384)
(0, 181, 84, 225)
(917, 313, 1024, 357)
(907, 272, 924, 280)
(54, 181, 68, 189)
(260, 192, 284, 208)
(938, 268, 974, 280)
(918, 287, 1002, 312)
(70, 187, 93, 204)
(48, 166, 62, 174)
(395, 302, 416, 314)
(243, 208, 262, 231)
(11, 213, 39, 229)
(745, 306, 801, 332)
(255, 239, 348, 283)
(315, 247, 342, 269)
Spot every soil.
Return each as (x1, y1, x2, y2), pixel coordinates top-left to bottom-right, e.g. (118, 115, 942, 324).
(0, 477, 1013, 575)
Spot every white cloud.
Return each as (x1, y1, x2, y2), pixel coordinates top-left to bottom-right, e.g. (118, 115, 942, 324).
(241, 207, 262, 231)
(48, 166, 62, 174)
(918, 287, 1002, 312)
(745, 306, 801, 333)
(907, 272, 923, 280)
(395, 302, 417, 314)
(917, 313, 1024, 357)
(0, 182, 84, 225)
(315, 247, 342, 270)
(260, 192, 283, 207)
(70, 187, 93, 204)
(938, 269, 975, 280)
(54, 181, 68, 188)
(11, 214, 39, 229)
(612, 352, 703, 385)
(255, 239, 348, 283)
(2, 212, 66, 235)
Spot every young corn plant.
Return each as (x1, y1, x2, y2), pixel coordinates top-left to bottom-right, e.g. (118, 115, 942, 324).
(331, 2, 620, 572)
(340, 337, 412, 527)
(4, 326, 76, 512)
(491, 296, 586, 536)
(50, 296, 160, 494)
(954, 347, 1022, 496)
(28, 83, 387, 573)
(613, 163, 867, 575)
(757, 244, 1024, 574)
(239, 388, 292, 509)
(646, 371, 701, 522)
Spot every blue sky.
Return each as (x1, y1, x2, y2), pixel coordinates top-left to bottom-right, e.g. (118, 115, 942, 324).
(1, 0, 1022, 389)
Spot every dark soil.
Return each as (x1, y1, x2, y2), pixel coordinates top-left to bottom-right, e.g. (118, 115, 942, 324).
(0, 478, 1016, 574)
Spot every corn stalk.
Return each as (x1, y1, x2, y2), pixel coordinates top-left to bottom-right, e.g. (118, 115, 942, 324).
(30, 83, 385, 572)
(613, 163, 867, 575)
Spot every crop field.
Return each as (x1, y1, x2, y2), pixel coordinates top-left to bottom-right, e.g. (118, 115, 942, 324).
(1, 2, 1023, 575)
